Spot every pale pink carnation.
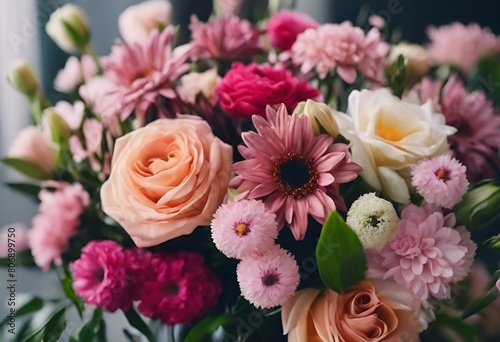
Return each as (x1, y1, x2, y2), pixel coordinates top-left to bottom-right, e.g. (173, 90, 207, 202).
(53, 100, 85, 130)
(427, 22, 500, 74)
(411, 155, 469, 209)
(237, 246, 299, 308)
(28, 182, 90, 271)
(190, 15, 262, 61)
(0, 223, 29, 257)
(266, 11, 319, 51)
(367, 204, 477, 303)
(71, 241, 137, 312)
(54, 55, 98, 93)
(69, 118, 104, 173)
(291, 21, 389, 83)
(211, 199, 278, 259)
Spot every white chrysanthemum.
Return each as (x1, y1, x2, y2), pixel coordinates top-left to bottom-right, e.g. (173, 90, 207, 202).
(346, 193, 399, 249)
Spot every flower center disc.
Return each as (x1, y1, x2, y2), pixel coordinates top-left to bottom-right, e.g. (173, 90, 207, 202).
(273, 152, 318, 199)
(235, 222, 250, 236)
(263, 273, 279, 286)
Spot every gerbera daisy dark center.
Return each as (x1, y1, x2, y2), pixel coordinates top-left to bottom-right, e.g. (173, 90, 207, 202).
(273, 152, 318, 199)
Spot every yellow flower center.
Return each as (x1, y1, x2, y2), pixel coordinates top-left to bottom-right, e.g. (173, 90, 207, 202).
(235, 223, 249, 236)
(375, 124, 404, 142)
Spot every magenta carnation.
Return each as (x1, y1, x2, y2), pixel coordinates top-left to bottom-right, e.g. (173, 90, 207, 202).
(216, 62, 320, 118)
(231, 104, 361, 240)
(71, 240, 138, 312)
(266, 11, 319, 51)
(237, 246, 299, 308)
(367, 204, 476, 302)
(137, 251, 222, 325)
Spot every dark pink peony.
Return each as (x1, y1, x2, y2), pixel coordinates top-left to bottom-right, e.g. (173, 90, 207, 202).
(216, 62, 321, 118)
(266, 11, 319, 51)
(137, 251, 222, 325)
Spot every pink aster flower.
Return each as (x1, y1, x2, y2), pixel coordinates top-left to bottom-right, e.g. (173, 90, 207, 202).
(367, 204, 477, 302)
(71, 241, 139, 312)
(231, 104, 361, 240)
(291, 21, 389, 83)
(190, 15, 262, 61)
(237, 246, 299, 308)
(266, 11, 319, 51)
(427, 22, 500, 74)
(29, 182, 90, 271)
(411, 155, 469, 209)
(211, 199, 279, 259)
(137, 251, 222, 325)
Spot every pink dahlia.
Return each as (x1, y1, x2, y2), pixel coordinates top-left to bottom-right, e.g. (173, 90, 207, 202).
(216, 62, 321, 118)
(367, 204, 476, 302)
(231, 105, 361, 240)
(427, 22, 500, 74)
(266, 11, 319, 51)
(411, 155, 469, 209)
(71, 240, 138, 312)
(237, 246, 299, 308)
(28, 182, 90, 271)
(211, 199, 279, 259)
(137, 251, 222, 325)
(99, 26, 191, 124)
(190, 15, 262, 61)
(291, 21, 389, 83)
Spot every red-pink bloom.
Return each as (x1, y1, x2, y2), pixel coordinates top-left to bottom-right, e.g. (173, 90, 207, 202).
(291, 21, 389, 83)
(266, 11, 319, 51)
(71, 241, 140, 312)
(367, 205, 476, 302)
(231, 105, 361, 240)
(217, 63, 320, 118)
(29, 182, 90, 271)
(427, 22, 500, 74)
(137, 251, 222, 325)
(190, 15, 262, 60)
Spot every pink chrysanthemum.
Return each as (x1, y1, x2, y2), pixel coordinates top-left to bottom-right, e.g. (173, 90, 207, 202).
(427, 22, 500, 74)
(367, 204, 476, 302)
(28, 182, 90, 271)
(211, 199, 278, 259)
(190, 15, 262, 60)
(71, 241, 138, 312)
(237, 246, 299, 308)
(137, 251, 222, 325)
(231, 104, 361, 240)
(291, 21, 389, 83)
(411, 155, 469, 209)
(99, 26, 191, 124)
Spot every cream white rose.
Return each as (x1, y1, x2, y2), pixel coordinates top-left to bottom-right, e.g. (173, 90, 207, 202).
(334, 88, 455, 203)
(388, 43, 430, 83)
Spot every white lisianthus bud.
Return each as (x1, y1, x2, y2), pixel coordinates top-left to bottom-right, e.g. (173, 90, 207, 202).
(7, 59, 39, 97)
(42, 108, 72, 145)
(294, 100, 339, 138)
(388, 43, 430, 83)
(46, 4, 90, 53)
(346, 193, 399, 250)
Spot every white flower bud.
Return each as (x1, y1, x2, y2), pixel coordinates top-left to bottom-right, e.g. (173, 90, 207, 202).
(294, 100, 339, 138)
(7, 59, 39, 97)
(46, 4, 90, 53)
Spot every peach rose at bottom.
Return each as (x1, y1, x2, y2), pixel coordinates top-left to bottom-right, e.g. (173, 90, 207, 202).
(282, 280, 420, 342)
(100, 117, 232, 247)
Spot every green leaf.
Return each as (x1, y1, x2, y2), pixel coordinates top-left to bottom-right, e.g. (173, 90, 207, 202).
(123, 329, 138, 342)
(316, 211, 367, 293)
(184, 314, 235, 342)
(1, 157, 50, 180)
(60, 273, 84, 318)
(70, 308, 103, 342)
(24, 307, 66, 342)
(0, 297, 43, 327)
(462, 284, 499, 319)
(386, 54, 407, 98)
(433, 313, 479, 342)
(6, 182, 41, 197)
(455, 182, 500, 227)
(124, 307, 156, 342)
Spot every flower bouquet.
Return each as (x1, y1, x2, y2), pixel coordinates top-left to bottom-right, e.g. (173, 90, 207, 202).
(2, 0, 500, 341)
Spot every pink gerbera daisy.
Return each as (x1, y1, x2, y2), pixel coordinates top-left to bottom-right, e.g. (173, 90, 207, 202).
(231, 104, 361, 240)
(237, 246, 299, 308)
(411, 155, 469, 209)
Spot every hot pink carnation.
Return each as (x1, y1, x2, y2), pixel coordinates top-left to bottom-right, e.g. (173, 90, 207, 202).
(71, 240, 139, 312)
(266, 11, 319, 51)
(29, 182, 90, 271)
(190, 15, 262, 60)
(427, 22, 500, 74)
(291, 21, 389, 83)
(137, 251, 222, 325)
(367, 204, 476, 302)
(216, 63, 320, 118)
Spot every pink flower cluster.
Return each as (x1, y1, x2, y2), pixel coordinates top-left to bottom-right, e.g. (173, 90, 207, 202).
(29, 182, 90, 271)
(266, 11, 319, 51)
(71, 240, 222, 324)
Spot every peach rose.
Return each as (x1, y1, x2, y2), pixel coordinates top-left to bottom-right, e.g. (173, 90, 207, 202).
(100, 117, 232, 247)
(282, 280, 420, 342)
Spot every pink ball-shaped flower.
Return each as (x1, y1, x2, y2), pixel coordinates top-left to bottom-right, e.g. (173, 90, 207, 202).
(266, 11, 319, 51)
(211, 199, 278, 259)
(237, 246, 300, 308)
(216, 62, 320, 118)
(137, 251, 222, 325)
